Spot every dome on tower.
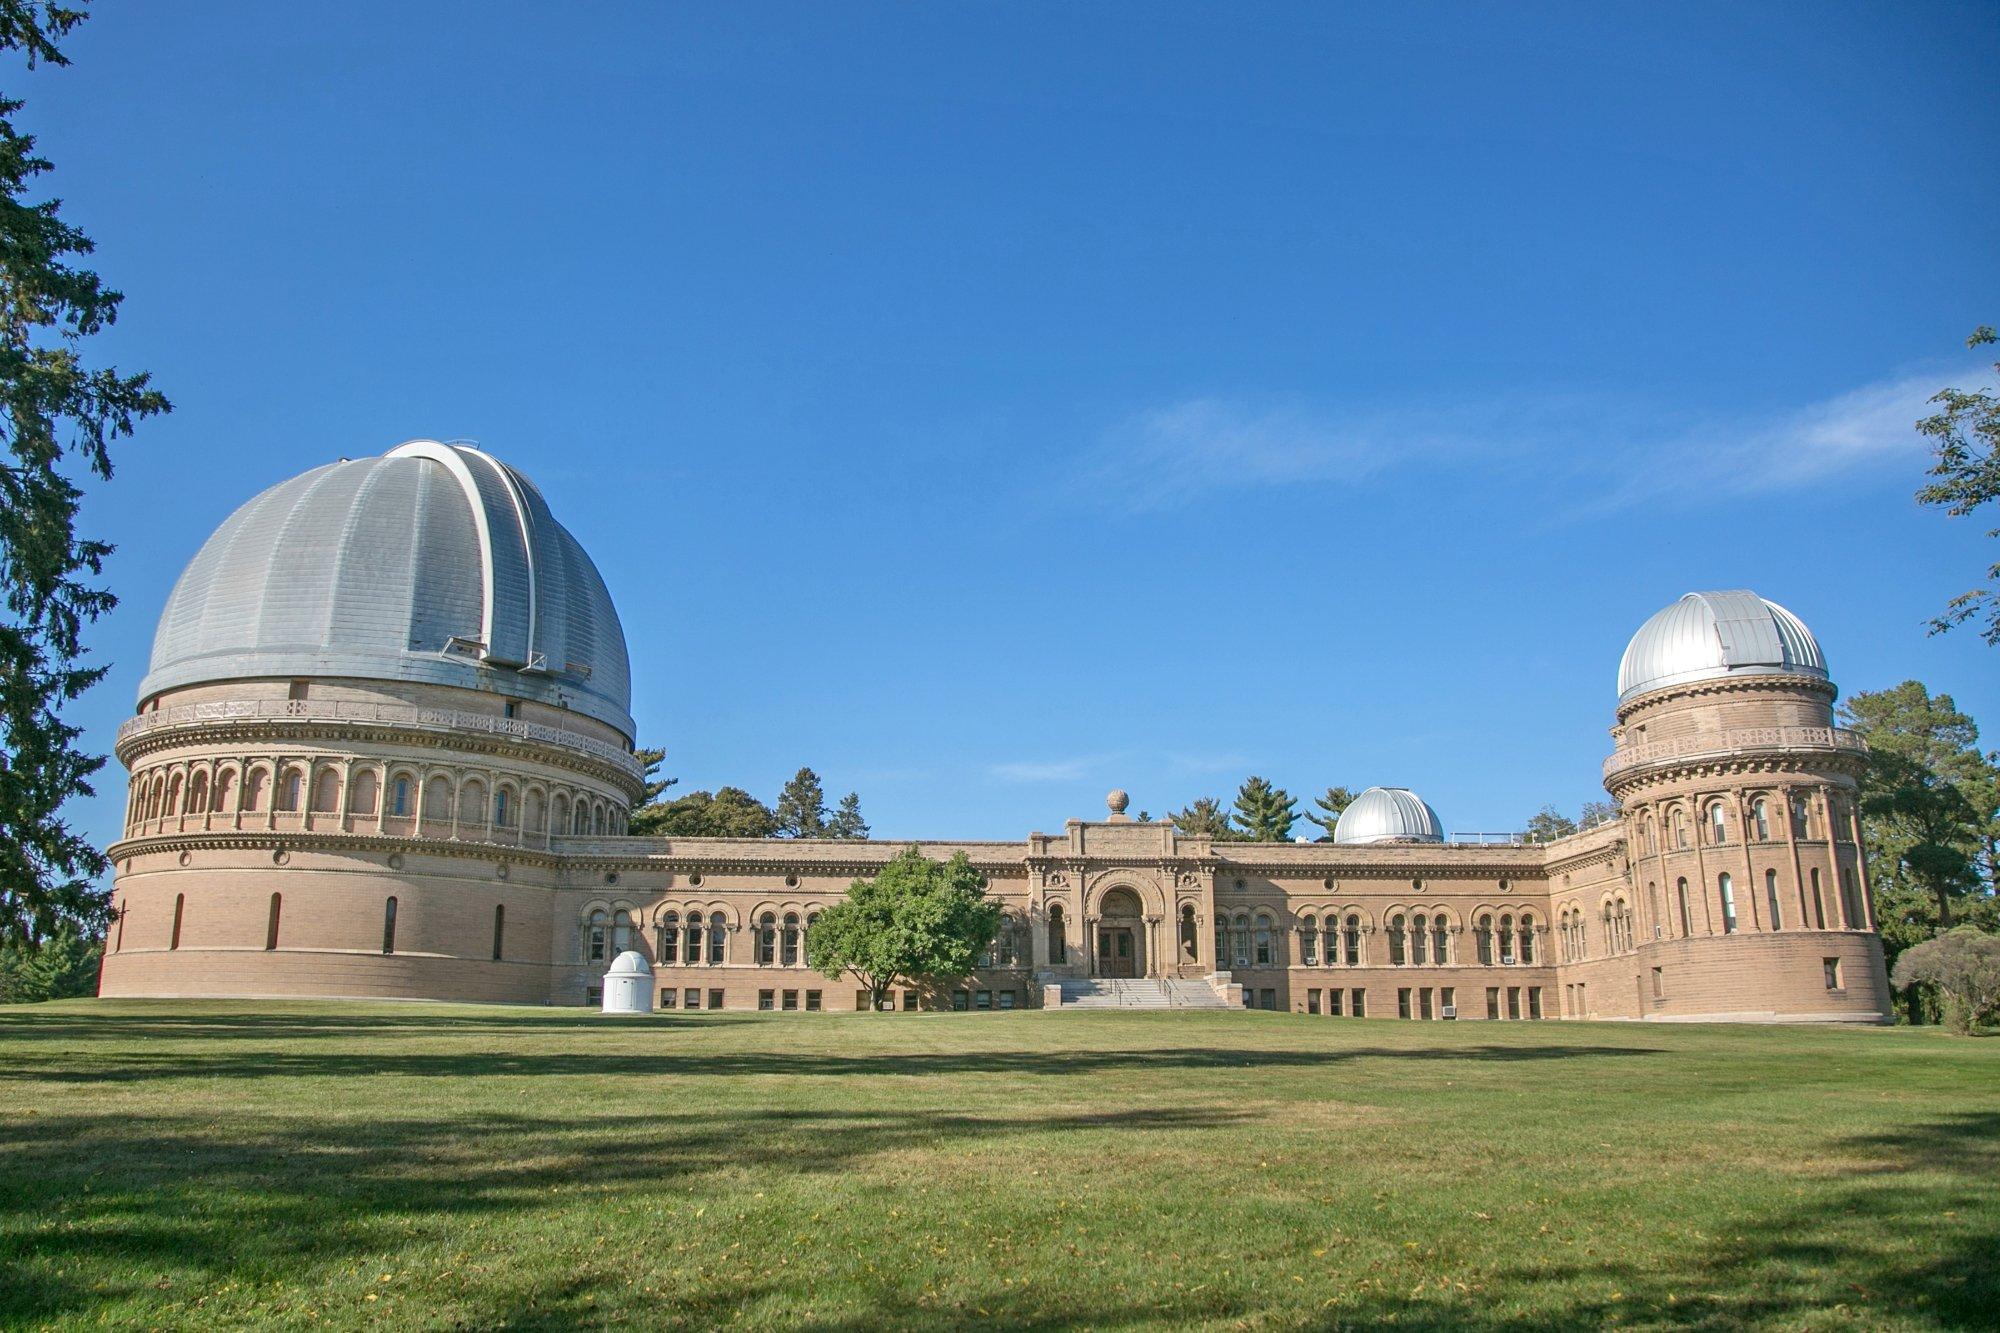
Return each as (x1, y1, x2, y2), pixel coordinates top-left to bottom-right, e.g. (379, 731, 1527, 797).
(1616, 590, 1826, 704)
(140, 440, 633, 737)
(1333, 787, 1445, 845)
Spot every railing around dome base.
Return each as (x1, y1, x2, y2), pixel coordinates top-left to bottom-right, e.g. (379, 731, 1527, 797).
(1603, 725, 1865, 781)
(116, 698, 641, 776)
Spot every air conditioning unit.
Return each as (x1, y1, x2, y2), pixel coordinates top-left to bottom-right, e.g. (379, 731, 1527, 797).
(1500, 955, 1516, 966)
(1441, 1005, 1458, 1019)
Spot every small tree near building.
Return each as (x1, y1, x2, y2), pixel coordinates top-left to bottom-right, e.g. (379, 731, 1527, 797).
(1891, 926, 2000, 1033)
(1303, 785, 1358, 840)
(805, 846, 1001, 1011)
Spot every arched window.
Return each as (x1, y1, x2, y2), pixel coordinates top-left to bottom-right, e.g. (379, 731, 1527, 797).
(1498, 914, 1516, 964)
(492, 904, 506, 961)
(278, 768, 303, 812)
(382, 896, 398, 954)
(524, 789, 544, 833)
(1053, 903, 1070, 963)
(1519, 913, 1535, 964)
(782, 913, 801, 966)
(572, 802, 587, 834)
(188, 770, 210, 814)
(423, 775, 450, 824)
(1410, 913, 1428, 965)
(350, 769, 378, 816)
(1718, 873, 1737, 934)
(1214, 917, 1227, 966)
(1708, 803, 1728, 845)
(1343, 913, 1361, 966)
(1232, 914, 1251, 968)
(1475, 914, 1494, 965)
(1646, 881, 1662, 940)
(1603, 904, 1618, 953)
(1792, 797, 1812, 839)
(459, 779, 487, 826)
(588, 909, 608, 962)
(758, 912, 777, 965)
(1672, 809, 1689, 849)
(995, 916, 1019, 966)
(612, 910, 634, 954)
(312, 768, 339, 814)
(659, 912, 679, 964)
(708, 914, 726, 964)
(1841, 868, 1863, 930)
(1387, 914, 1407, 966)
(1751, 798, 1770, 841)
(392, 776, 411, 818)
(1765, 869, 1783, 930)
(1676, 878, 1692, 936)
(265, 893, 281, 950)
(1810, 868, 1826, 928)
(165, 772, 183, 816)
(1433, 916, 1449, 965)
(245, 768, 268, 812)
(214, 769, 237, 814)
(1300, 914, 1318, 966)
(494, 787, 512, 828)
(1177, 904, 1193, 962)
(170, 893, 184, 950)
(1253, 918, 1273, 966)
(684, 912, 703, 964)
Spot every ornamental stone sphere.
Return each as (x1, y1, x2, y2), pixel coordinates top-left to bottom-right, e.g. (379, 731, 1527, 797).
(1106, 789, 1130, 815)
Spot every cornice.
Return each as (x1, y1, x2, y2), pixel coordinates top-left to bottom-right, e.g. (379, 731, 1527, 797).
(1615, 671, 1836, 722)
(108, 829, 561, 869)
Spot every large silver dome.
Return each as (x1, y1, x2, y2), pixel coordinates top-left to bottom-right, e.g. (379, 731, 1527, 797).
(1333, 787, 1445, 845)
(1616, 590, 1825, 704)
(140, 440, 634, 738)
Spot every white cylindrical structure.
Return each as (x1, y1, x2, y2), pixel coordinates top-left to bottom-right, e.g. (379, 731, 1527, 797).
(602, 950, 654, 1014)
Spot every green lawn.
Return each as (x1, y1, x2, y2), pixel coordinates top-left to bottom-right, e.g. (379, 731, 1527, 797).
(0, 1003, 1994, 1330)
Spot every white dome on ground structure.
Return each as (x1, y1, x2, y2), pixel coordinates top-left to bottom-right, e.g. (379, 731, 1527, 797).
(1616, 590, 1826, 705)
(1333, 787, 1445, 845)
(602, 950, 654, 1014)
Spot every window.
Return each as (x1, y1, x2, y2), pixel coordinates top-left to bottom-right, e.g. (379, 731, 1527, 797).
(683, 912, 703, 964)
(392, 777, 410, 817)
(1651, 966, 1664, 999)
(1388, 915, 1407, 966)
(1751, 798, 1770, 841)
(1259, 988, 1276, 1011)
(902, 990, 918, 1011)
(782, 913, 800, 966)
(1350, 988, 1366, 1018)
(494, 788, 510, 827)
(1344, 914, 1361, 966)
(265, 893, 281, 951)
(1253, 919, 1272, 966)
(1527, 987, 1543, 1020)
(1398, 987, 1412, 1019)
(1233, 915, 1251, 968)
(1411, 914, 1428, 965)
(382, 896, 398, 954)
(1178, 903, 1196, 961)
(708, 918, 726, 965)
(783, 989, 800, 1011)
(1792, 796, 1813, 838)
(280, 770, 302, 812)
(1765, 870, 1782, 931)
(1498, 914, 1516, 964)
(503, 700, 518, 719)
(612, 910, 633, 955)
(170, 893, 185, 949)
(1823, 957, 1843, 990)
(1307, 988, 1322, 1014)
(1673, 809, 1689, 849)
(1811, 869, 1827, 929)
(684, 988, 700, 1009)
(659, 988, 676, 1008)
(1507, 986, 1521, 1020)
(806, 989, 823, 1011)
(1677, 879, 1692, 936)
(1841, 869, 1863, 930)
(1051, 903, 1069, 963)
(707, 988, 723, 1010)
(492, 904, 505, 960)
(1441, 986, 1455, 1016)
(952, 990, 970, 1011)
(975, 989, 992, 1010)
(1647, 881, 1662, 940)
(659, 912, 679, 965)
(588, 910, 608, 962)
(1301, 915, 1318, 966)
(1520, 914, 1536, 964)
(1718, 874, 1737, 934)
(759, 989, 775, 1011)
(1475, 914, 1494, 965)
(585, 985, 602, 1006)
(1708, 803, 1728, 845)
(1329, 988, 1345, 1016)
(1419, 987, 1434, 1020)
(757, 912, 776, 965)
(1433, 917, 1449, 965)
(1487, 987, 1500, 1019)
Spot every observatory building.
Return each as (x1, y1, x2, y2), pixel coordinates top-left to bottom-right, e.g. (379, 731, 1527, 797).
(99, 442, 1891, 1022)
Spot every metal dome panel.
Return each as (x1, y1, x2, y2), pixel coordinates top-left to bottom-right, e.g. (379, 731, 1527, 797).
(139, 441, 634, 738)
(1332, 787, 1445, 845)
(1616, 590, 1827, 703)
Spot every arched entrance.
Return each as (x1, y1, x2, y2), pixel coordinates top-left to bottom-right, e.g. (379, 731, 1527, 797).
(1095, 887, 1145, 978)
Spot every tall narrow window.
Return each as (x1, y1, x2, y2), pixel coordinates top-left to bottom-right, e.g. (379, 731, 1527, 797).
(1811, 869, 1826, 929)
(1673, 809, 1689, 849)
(1387, 914, 1407, 966)
(1498, 914, 1516, 964)
(382, 896, 399, 954)
(1475, 914, 1494, 965)
(170, 893, 185, 950)
(1708, 803, 1728, 845)
(392, 777, 410, 817)
(684, 912, 702, 964)
(1519, 913, 1536, 964)
(114, 900, 125, 952)
(1052, 904, 1069, 963)
(659, 912, 679, 964)
(1841, 869, 1862, 929)
(1410, 913, 1428, 965)
(1233, 915, 1251, 967)
(1254, 919, 1272, 966)
(492, 904, 506, 961)
(758, 912, 777, 965)
(1647, 881, 1662, 940)
(1677, 878, 1692, 935)
(266, 893, 282, 951)
(708, 916, 726, 964)
(1344, 914, 1360, 966)
(781, 913, 801, 966)
(1300, 914, 1318, 966)
(1765, 870, 1782, 931)
(1175, 904, 1192, 962)
(588, 909, 608, 962)
(1214, 918, 1227, 966)
(1433, 917, 1449, 965)
(1751, 799, 1770, 841)
(494, 788, 511, 827)
(1718, 874, 1737, 934)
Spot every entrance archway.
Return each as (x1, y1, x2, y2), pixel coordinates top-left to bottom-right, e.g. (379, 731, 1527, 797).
(1095, 887, 1145, 978)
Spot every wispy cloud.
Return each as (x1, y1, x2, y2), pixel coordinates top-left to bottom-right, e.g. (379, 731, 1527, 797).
(1079, 366, 1987, 514)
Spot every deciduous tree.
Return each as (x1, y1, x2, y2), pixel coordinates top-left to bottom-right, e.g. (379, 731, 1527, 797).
(804, 846, 1001, 1010)
(1890, 926, 2000, 1034)
(0, 3, 170, 943)
(646, 786, 776, 838)
(1521, 805, 1578, 843)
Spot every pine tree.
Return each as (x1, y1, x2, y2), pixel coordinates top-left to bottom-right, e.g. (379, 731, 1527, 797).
(828, 792, 870, 840)
(1170, 796, 1238, 840)
(1232, 777, 1298, 841)
(625, 747, 678, 836)
(0, 6, 171, 943)
(1302, 785, 1358, 840)
(774, 767, 829, 837)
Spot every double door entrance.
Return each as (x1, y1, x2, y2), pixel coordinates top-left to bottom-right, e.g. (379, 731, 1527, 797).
(1096, 926, 1137, 978)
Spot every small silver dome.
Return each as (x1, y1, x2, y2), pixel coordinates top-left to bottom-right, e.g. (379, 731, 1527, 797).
(141, 440, 633, 738)
(1333, 787, 1445, 845)
(605, 950, 653, 977)
(1617, 591, 1826, 704)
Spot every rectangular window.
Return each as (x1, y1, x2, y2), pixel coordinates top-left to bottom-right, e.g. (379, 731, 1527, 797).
(759, 989, 775, 1011)
(708, 988, 723, 1011)
(1823, 957, 1842, 990)
(585, 985, 602, 1006)
(1651, 967, 1664, 999)
(805, 990, 822, 1011)
(503, 700, 518, 719)
(1398, 987, 1412, 1020)
(952, 990, 970, 1011)
(1350, 988, 1366, 1018)
(1259, 988, 1276, 1011)
(1329, 988, 1344, 1017)
(1419, 987, 1433, 1020)
(684, 988, 700, 1010)
(1307, 988, 1322, 1015)
(855, 990, 871, 1012)
(782, 989, 798, 1011)
(902, 990, 918, 1011)
(1507, 986, 1522, 1020)
(659, 988, 676, 1008)
(1441, 986, 1455, 1017)
(975, 989, 992, 1010)
(492, 903, 504, 961)
(287, 679, 309, 701)
(997, 990, 1015, 1010)
(1487, 987, 1501, 1020)
(1528, 986, 1543, 1020)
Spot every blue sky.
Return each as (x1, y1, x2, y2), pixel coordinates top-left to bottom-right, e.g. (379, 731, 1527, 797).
(26, 1, 2000, 851)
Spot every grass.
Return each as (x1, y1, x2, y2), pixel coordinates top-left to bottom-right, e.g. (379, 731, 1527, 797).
(0, 1004, 1994, 1330)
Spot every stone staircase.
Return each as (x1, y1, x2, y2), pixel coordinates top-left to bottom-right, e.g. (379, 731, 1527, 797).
(1054, 978, 1231, 1010)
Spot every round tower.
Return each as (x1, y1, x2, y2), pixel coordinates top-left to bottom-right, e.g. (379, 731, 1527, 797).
(1598, 591, 1889, 1020)
(100, 440, 643, 1002)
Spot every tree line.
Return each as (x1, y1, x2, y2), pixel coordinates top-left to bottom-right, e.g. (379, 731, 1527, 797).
(625, 753, 869, 840)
